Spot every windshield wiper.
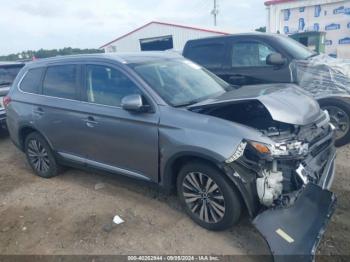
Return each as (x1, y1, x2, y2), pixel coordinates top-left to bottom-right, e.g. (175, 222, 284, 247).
(174, 90, 226, 108)
(306, 53, 318, 59)
(174, 98, 203, 108)
(0, 82, 11, 86)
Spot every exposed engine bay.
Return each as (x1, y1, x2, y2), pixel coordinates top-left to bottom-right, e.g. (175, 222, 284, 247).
(192, 99, 334, 208)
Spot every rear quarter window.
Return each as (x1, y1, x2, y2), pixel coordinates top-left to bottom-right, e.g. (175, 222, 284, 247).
(19, 68, 44, 94)
(184, 43, 225, 69)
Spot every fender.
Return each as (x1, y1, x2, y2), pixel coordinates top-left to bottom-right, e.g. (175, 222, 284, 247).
(161, 151, 258, 217)
(17, 124, 54, 152)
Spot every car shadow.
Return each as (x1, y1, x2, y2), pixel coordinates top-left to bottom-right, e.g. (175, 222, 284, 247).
(55, 166, 270, 256)
(59, 166, 182, 211)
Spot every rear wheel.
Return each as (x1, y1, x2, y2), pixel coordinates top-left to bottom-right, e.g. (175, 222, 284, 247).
(319, 97, 350, 147)
(24, 132, 62, 178)
(177, 161, 241, 231)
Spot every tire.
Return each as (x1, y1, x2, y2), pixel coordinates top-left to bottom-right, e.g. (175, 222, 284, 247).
(177, 161, 242, 231)
(318, 97, 350, 147)
(24, 132, 62, 178)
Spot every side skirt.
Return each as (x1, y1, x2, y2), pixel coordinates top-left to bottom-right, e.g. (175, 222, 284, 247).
(57, 152, 151, 182)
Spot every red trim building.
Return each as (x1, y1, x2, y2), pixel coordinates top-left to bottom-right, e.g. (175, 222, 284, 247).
(100, 21, 231, 52)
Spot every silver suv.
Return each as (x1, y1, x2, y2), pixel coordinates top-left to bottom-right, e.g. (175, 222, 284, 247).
(5, 53, 336, 259)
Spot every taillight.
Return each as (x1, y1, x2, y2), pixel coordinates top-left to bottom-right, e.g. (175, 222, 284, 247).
(3, 96, 11, 109)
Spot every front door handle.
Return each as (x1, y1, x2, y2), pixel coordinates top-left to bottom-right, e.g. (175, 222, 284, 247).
(85, 116, 98, 128)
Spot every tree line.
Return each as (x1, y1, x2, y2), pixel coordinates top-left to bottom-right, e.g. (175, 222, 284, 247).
(0, 47, 104, 61)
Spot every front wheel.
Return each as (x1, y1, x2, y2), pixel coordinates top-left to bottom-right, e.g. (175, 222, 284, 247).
(319, 97, 350, 147)
(177, 161, 242, 231)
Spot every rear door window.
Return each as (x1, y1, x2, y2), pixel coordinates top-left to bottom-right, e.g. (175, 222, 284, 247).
(43, 65, 79, 99)
(231, 41, 276, 67)
(185, 43, 225, 69)
(20, 68, 44, 94)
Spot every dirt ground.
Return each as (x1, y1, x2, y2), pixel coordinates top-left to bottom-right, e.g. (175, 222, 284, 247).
(0, 130, 349, 259)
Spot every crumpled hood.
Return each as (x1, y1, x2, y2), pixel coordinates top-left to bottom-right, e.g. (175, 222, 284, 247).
(189, 83, 321, 126)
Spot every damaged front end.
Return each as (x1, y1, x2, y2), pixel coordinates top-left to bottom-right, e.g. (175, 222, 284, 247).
(190, 86, 337, 261)
(233, 113, 336, 261)
(234, 113, 336, 261)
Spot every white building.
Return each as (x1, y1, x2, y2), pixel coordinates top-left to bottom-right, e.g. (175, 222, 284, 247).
(100, 21, 231, 53)
(265, 0, 350, 57)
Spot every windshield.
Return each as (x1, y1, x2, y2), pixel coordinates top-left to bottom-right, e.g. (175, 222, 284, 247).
(132, 59, 228, 107)
(274, 35, 315, 60)
(0, 66, 23, 86)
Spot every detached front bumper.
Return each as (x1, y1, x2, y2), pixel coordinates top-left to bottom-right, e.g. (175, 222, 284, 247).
(254, 184, 336, 262)
(253, 145, 337, 262)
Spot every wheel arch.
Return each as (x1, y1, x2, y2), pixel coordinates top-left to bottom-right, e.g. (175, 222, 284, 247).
(317, 96, 350, 147)
(161, 152, 256, 217)
(18, 125, 53, 151)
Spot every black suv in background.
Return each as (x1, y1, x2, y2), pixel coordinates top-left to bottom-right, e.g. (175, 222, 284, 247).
(0, 62, 25, 128)
(183, 33, 350, 146)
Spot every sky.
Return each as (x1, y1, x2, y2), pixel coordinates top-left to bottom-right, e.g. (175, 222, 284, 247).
(0, 0, 266, 55)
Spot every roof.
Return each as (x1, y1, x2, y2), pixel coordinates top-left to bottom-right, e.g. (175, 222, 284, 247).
(99, 21, 230, 49)
(185, 32, 282, 43)
(24, 52, 184, 67)
(264, 0, 297, 6)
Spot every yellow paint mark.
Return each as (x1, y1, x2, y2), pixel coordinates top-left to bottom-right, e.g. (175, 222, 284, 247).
(276, 228, 295, 243)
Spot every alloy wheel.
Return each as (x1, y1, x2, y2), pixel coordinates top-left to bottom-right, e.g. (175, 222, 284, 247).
(182, 172, 225, 223)
(27, 139, 50, 173)
(324, 106, 350, 140)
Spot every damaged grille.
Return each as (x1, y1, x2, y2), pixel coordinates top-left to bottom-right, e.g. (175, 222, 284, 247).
(298, 111, 333, 157)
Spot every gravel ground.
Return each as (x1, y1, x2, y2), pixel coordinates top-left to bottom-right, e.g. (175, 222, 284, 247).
(0, 130, 349, 260)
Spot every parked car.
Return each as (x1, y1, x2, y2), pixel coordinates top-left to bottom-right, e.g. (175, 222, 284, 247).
(183, 33, 350, 146)
(6, 53, 336, 259)
(0, 62, 25, 129)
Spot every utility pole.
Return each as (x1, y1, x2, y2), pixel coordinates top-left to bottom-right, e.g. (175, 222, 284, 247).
(211, 0, 219, 26)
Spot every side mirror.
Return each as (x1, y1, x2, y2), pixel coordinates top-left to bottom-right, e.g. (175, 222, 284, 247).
(266, 53, 286, 66)
(121, 94, 149, 113)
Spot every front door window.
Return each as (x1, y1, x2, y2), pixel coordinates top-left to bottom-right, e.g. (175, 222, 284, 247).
(231, 42, 275, 67)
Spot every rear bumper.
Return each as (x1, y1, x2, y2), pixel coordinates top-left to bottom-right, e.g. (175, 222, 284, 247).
(253, 183, 336, 262)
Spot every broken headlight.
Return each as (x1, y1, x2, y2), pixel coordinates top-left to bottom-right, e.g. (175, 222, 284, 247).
(248, 140, 309, 158)
(225, 141, 247, 163)
(225, 139, 309, 163)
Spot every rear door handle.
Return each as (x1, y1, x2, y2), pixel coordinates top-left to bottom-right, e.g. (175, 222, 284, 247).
(33, 107, 44, 116)
(85, 116, 98, 127)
